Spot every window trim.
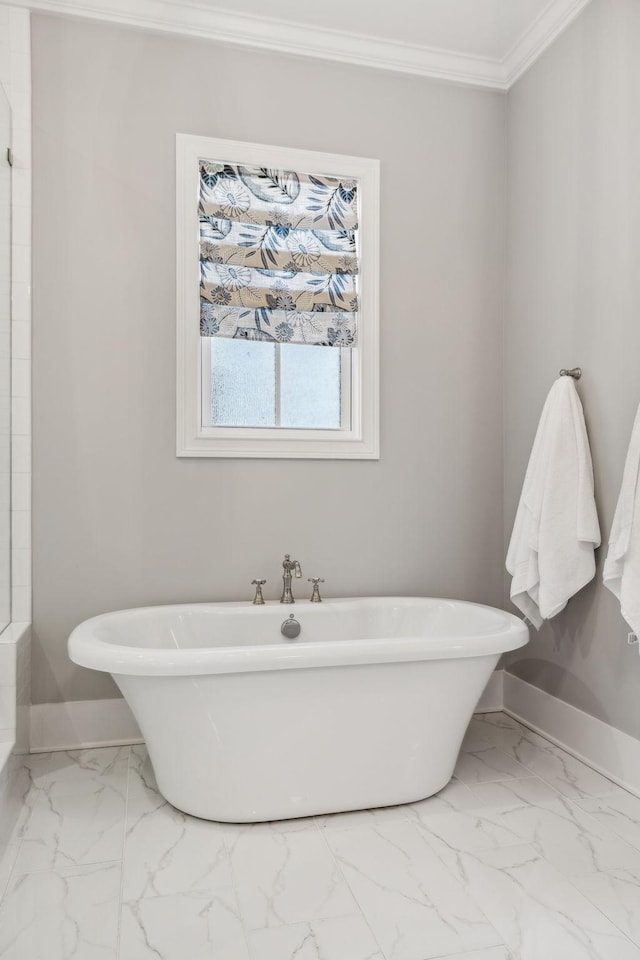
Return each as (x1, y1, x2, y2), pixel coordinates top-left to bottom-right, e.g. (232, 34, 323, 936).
(176, 133, 380, 459)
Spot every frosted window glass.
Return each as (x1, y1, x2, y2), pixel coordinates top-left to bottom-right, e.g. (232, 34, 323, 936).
(208, 340, 343, 429)
(280, 345, 341, 429)
(211, 339, 275, 427)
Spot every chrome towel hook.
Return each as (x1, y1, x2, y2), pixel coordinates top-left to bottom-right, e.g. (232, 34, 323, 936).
(559, 367, 582, 380)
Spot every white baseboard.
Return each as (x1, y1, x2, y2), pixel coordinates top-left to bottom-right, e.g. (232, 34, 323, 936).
(503, 672, 640, 799)
(30, 697, 142, 752)
(476, 668, 504, 712)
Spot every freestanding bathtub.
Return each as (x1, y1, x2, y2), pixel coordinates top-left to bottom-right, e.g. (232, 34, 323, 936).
(68, 597, 528, 822)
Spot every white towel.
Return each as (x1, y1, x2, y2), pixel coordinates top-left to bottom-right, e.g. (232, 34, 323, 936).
(506, 376, 601, 628)
(603, 403, 640, 636)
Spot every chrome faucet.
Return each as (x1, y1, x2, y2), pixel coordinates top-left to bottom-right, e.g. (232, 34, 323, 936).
(280, 554, 302, 603)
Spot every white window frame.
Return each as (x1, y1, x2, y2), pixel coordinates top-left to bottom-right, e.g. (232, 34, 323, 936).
(176, 133, 380, 459)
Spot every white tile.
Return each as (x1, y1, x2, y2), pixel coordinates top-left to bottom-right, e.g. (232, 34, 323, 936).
(467, 715, 558, 768)
(454, 744, 532, 784)
(0, 729, 636, 960)
(8, 10, 30, 53)
(11, 357, 29, 399)
(0, 332, 8, 372)
(11, 435, 30, 473)
(460, 774, 554, 810)
(468, 714, 542, 761)
(11, 548, 30, 588)
(10, 472, 30, 511)
(127, 744, 158, 795)
(315, 801, 415, 832)
(577, 791, 640, 852)
(0, 59, 9, 98)
(462, 722, 496, 753)
(471, 714, 620, 800)
(0, 742, 10, 766)
(426, 841, 640, 960)
(42, 746, 129, 796)
(7, 81, 29, 116)
(0, 861, 120, 959)
(412, 804, 524, 856)
(10, 281, 29, 325)
(11, 585, 30, 623)
(0, 402, 9, 438)
(10, 751, 53, 782)
(10, 117, 31, 149)
(14, 703, 29, 754)
(119, 888, 250, 960)
(0, 841, 19, 900)
(224, 814, 318, 839)
(8, 749, 128, 862)
(571, 871, 640, 945)
(15, 772, 126, 872)
(464, 777, 640, 879)
(431, 951, 513, 960)
(228, 824, 357, 930)
(11, 320, 30, 360)
(8, 114, 30, 157)
(123, 744, 312, 901)
(409, 776, 488, 817)
(0, 275, 9, 310)
(0, 686, 15, 730)
(124, 796, 231, 900)
(0, 554, 10, 598)
(0, 643, 16, 684)
(11, 510, 29, 549)
(520, 746, 621, 801)
(10, 170, 30, 210)
(326, 821, 502, 960)
(10, 211, 29, 248)
(8, 49, 29, 92)
(6, 754, 54, 842)
(10, 396, 29, 436)
(10, 244, 29, 285)
(249, 915, 384, 960)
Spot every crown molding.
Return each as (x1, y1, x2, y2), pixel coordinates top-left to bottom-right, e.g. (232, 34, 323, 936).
(2, 0, 507, 88)
(503, 0, 593, 86)
(3, 0, 592, 91)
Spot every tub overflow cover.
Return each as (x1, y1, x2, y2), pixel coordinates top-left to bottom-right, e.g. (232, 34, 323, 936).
(281, 618, 301, 640)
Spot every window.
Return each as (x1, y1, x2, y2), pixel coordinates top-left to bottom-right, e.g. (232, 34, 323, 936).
(203, 339, 346, 430)
(176, 135, 379, 458)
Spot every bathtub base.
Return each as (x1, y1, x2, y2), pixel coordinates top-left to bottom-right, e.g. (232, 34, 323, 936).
(116, 654, 497, 822)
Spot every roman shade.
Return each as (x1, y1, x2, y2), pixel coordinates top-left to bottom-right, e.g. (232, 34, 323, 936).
(199, 161, 359, 347)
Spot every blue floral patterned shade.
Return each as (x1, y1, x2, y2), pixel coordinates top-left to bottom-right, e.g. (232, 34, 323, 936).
(199, 161, 359, 347)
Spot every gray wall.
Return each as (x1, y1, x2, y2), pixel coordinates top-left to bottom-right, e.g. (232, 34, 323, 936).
(504, 0, 640, 739)
(31, 15, 507, 704)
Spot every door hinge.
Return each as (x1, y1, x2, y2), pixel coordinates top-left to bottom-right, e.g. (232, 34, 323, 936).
(6, 148, 13, 167)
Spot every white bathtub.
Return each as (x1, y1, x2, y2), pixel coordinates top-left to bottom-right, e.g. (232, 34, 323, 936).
(68, 597, 527, 822)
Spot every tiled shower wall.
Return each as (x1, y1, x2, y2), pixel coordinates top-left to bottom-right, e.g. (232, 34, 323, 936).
(0, 5, 32, 755)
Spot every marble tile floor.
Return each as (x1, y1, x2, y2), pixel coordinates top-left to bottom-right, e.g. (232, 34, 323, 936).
(0, 711, 639, 959)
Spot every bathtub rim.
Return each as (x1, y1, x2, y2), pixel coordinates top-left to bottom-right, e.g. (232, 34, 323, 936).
(68, 596, 528, 677)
